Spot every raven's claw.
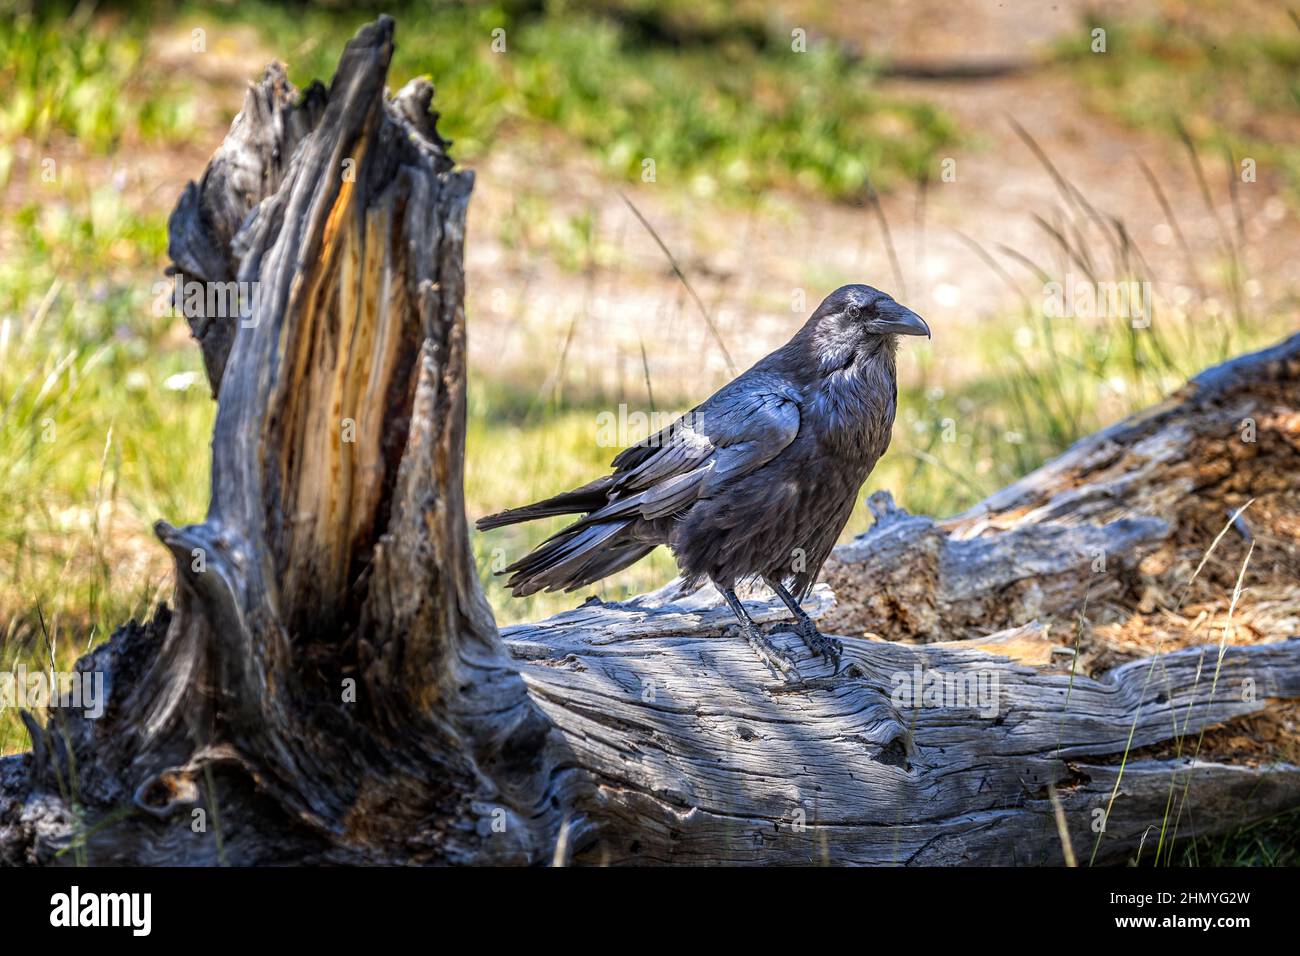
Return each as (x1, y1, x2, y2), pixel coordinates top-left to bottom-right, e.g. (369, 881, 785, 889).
(796, 619, 842, 671)
(740, 624, 801, 681)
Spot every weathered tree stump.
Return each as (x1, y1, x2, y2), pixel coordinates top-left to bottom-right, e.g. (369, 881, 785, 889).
(1, 17, 1296, 866)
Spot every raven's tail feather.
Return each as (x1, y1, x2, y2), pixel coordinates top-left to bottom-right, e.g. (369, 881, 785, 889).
(502, 519, 652, 596)
(475, 476, 614, 531)
(557, 540, 656, 593)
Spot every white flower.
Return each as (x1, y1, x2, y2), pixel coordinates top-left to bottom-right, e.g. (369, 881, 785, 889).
(164, 370, 202, 392)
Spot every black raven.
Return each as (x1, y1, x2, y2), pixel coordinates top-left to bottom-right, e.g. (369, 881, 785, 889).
(477, 284, 930, 677)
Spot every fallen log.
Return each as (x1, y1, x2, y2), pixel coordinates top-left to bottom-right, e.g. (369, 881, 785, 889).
(822, 333, 1300, 661)
(1, 17, 1296, 866)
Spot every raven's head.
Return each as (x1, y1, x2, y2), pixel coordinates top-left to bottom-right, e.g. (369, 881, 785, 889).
(798, 284, 930, 375)
(815, 284, 930, 340)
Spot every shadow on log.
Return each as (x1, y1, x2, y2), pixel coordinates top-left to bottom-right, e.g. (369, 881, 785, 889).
(1, 17, 1297, 866)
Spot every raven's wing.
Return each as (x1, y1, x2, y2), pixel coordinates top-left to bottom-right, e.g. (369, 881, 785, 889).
(571, 377, 802, 527)
(490, 378, 802, 595)
(476, 376, 800, 533)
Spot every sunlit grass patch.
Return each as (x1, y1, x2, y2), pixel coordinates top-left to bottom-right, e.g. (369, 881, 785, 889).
(185, 0, 955, 202)
(1057, 13, 1300, 198)
(0, 202, 212, 751)
(0, 4, 204, 153)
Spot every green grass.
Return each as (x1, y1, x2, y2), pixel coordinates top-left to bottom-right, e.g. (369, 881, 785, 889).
(3, 0, 954, 201)
(211, 0, 955, 201)
(0, 196, 213, 754)
(0, 3, 204, 154)
(1163, 807, 1300, 866)
(0, 184, 213, 681)
(1058, 12, 1300, 198)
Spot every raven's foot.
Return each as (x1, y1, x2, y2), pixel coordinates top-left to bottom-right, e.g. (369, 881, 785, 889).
(741, 624, 801, 681)
(795, 618, 843, 671)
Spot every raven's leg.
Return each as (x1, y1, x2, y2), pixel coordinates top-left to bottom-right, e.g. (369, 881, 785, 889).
(715, 582, 800, 679)
(765, 577, 843, 669)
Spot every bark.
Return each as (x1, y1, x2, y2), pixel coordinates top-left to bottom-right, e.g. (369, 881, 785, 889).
(1, 17, 1297, 866)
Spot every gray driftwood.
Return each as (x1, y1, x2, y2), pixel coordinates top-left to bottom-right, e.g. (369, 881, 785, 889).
(1, 17, 1297, 866)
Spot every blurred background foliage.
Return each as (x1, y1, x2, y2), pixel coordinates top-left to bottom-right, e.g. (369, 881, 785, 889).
(0, 2, 1298, 870)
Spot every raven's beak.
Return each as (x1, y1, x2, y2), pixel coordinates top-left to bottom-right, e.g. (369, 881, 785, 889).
(875, 302, 931, 338)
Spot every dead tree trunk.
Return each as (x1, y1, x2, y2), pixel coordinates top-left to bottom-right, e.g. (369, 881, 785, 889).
(1, 17, 1297, 866)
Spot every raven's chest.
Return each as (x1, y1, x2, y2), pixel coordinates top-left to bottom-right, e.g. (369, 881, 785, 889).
(802, 372, 897, 474)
